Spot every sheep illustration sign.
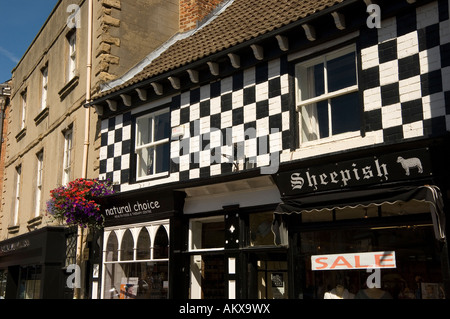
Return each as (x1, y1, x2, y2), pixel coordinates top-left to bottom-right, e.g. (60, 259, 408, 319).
(275, 148, 432, 196)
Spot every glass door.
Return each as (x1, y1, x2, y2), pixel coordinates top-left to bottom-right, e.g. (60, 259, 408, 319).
(247, 253, 288, 299)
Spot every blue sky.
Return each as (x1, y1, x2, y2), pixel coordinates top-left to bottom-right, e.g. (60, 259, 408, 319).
(0, 0, 58, 83)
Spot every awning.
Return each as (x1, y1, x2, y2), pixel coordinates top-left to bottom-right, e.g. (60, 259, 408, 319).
(274, 185, 446, 241)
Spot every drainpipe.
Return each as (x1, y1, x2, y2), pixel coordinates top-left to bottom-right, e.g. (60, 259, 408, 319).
(76, 0, 93, 299)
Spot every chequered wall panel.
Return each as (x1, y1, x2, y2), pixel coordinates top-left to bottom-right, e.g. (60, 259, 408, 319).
(361, 0, 450, 142)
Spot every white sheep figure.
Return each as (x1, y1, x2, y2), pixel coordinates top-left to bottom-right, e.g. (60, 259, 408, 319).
(397, 156, 423, 176)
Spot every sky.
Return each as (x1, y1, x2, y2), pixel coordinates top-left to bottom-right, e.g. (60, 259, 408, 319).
(0, 0, 58, 83)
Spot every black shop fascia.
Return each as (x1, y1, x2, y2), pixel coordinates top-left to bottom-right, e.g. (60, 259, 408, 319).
(273, 147, 446, 242)
(100, 189, 186, 227)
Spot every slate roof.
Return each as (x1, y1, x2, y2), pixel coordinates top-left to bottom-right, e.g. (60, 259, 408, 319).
(93, 0, 347, 100)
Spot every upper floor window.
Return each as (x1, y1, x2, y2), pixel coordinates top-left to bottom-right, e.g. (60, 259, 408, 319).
(135, 108, 170, 180)
(41, 66, 48, 110)
(13, 165, 21, 226)
(35, 151, 44, 218)
(296, 45, 360, 145)
(62, 129, 73, 185)
(67, 31, 77, 81)
(20, 90, 27, 130)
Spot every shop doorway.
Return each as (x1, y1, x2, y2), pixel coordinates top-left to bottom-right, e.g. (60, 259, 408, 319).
(247, 252, 288, 299)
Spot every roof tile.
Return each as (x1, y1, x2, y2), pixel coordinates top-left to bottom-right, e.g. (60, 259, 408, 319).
(95, 0, 346, 99)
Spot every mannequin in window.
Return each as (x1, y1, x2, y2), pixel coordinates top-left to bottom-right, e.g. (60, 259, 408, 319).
(324, 284, 355, 299)
(324, 277, 355, 299)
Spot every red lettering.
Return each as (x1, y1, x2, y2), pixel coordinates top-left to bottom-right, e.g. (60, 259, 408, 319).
(330, 256, 353, 269)
(354, 256, 370, 268)
(374, 253, 395, 267)
(314, 257, 329, 270)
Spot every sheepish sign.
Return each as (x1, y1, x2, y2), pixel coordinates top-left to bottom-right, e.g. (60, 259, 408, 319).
(276, 148, 431, 196)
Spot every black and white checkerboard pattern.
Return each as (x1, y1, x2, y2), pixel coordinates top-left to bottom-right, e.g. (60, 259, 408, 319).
(361, 0, 450, 142)
(99, 0, 450, 192)
(99, 57, 291, 190)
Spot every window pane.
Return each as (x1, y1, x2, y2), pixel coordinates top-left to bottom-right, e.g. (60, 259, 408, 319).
(155, 143, 170, 174)
(121, 229, 134, 261)
(313, 63, 325, 97)
(136, 228, 151, 260)
(301, 101, 329, 143)
(104, 262, 168, 299)
(106, 231, 119, 262)
(327, 52, 357, 93)
(331, 92, 360, 135)
(249, 212, 276, 246)
(154, 112, 170, 142)
(153, 226, 169, 259)
(137, 147, 153, 177)
(137, 117, 153, 146)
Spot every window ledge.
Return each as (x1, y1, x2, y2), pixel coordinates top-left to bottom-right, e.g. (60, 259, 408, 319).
(34, 107, 49, 125)
(27, 215, 43, 228)
(58, 75, 79, 100)
(15, 127, 26, 141)
(7, 225, 20, 234)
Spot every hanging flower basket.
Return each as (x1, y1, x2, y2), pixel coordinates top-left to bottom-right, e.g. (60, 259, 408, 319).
(46, 178, 115, 229)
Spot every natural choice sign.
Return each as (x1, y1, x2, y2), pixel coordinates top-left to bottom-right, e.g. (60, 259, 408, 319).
(276, 148, 432, 196)
(102, 191, 180, 226)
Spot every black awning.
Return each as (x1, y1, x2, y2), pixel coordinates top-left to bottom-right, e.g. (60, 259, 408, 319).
(274, 185, 445, 241)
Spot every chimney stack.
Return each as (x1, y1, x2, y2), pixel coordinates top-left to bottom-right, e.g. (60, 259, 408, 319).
(179, 0, 223, 32)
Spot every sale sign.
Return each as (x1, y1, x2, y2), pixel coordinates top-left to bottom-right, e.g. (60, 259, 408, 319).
(311, 251, 396, 271)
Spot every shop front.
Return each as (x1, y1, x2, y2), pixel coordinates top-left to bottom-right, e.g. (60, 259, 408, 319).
(273, 147, 450, 299)
(0, 227, 68, 299)
(99, 189, 185, 299)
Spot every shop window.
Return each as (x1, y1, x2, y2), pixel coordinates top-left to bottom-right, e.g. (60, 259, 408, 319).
(249, 212, 277, 246)
(121, 229, 134, 261)
(296, 45, 360, 146)
(18, 265, 41, 299)
(106, 231, 119, 262)
(190, 216, 225, 250)
(153, 226, 169, 259)
(0, 269, 7, 299)
(135, 108, 170, 180)
(136, 228, 151, 260)
(299, 202, 445, 299)
(103, 222, 169, 299)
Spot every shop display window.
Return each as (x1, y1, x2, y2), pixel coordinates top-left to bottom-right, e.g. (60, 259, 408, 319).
(103, 222, 169, 299)
(299, 202, 445, 299)
(18, 265, 41, 299)
(0, 270, 7, 299)
(249, 212, 276, 246)
(189, 216, 225, 250)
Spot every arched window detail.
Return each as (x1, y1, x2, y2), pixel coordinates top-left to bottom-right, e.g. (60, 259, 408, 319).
(136, 227, 151, 260)
(105, 231, 118, 262)
(121, 229, 134, 261)
(153, 226, 169, 259)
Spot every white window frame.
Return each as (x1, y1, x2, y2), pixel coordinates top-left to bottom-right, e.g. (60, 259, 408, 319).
(41, 66, 48, 110)
(20, 90, 27, 130)
(13, 165, 21, 226)
(135, 108, 170, 181)
(35, 151, 44, 218)
(101, 221, 170, 299)
(295, 45, 359, 147)
(62, 129, 73, 185)
(67, 32, 77, 81)
(188, 216, 225, 252)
